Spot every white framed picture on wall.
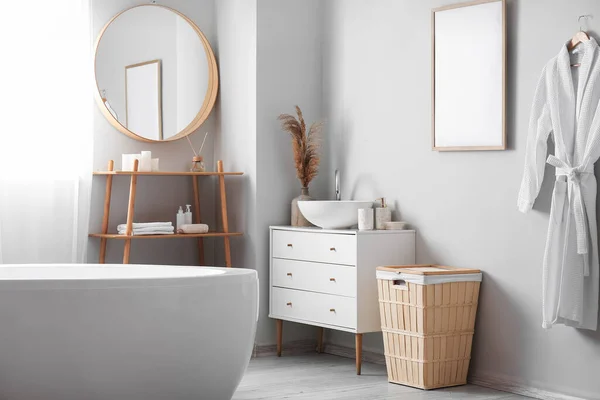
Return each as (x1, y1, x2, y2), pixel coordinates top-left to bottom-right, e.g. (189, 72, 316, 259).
(432, 0, 506, 151)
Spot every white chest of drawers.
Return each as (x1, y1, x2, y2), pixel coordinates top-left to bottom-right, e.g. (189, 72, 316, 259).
(269, 226, 416, 374)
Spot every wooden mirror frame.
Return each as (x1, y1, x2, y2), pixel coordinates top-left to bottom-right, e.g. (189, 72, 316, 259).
(93, 4, 219, 143)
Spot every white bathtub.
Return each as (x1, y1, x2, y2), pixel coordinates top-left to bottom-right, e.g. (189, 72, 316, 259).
(0, 264, 258, 400)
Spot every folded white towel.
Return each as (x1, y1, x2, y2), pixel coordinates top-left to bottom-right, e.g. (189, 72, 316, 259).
(118, 226, 174, 233)
(118, 230, 174, 236)
(117, 222, 173, 231)
(118, 226, 175, 236)
(178, 224, 209, 234)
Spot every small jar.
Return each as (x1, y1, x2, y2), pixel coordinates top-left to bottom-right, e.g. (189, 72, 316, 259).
(191, 156, 205, 172)
(358, 208, 374, 230)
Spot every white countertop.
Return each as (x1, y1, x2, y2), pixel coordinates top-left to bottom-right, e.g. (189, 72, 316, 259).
(269, 225, 415, 235)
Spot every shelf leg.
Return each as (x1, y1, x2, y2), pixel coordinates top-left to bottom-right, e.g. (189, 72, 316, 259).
(123, 159, 139, 265)
(99, 160, 114, 264)
(355, 333, 363, 375)
(192, 175, 205, 265)
(217, 160, 231, 267)
(317, 327, 324, 353)
(276, 319, 283, 357)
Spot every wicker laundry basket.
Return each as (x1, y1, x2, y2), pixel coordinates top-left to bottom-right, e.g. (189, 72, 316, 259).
(376, 265, 482, 390)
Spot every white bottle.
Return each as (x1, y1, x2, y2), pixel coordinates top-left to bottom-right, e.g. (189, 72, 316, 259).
(184, 204, 193, 225)
(176, 206, 185, 231)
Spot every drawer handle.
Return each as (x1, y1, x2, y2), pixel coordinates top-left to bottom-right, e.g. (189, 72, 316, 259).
(329, 278, 336, 282)
(329, 308, 336, 313)
(330, 247, 336, 252)
(286, 302, 293, 307)
(287, 244, 293, 248)
(287, 273, 293, 277)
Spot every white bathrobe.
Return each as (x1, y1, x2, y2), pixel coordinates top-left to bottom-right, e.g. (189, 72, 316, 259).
(518, 38, 600, 331)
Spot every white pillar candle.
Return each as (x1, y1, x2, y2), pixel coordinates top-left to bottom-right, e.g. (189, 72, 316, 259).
(139, 151, 152, 172)
(121, 154, 136, 171)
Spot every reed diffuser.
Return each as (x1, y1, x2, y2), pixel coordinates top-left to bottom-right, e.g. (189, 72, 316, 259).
(186, 132, 209, 172)
(278, 106, 323, 226)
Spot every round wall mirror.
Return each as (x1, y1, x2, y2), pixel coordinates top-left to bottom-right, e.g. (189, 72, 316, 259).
(94, 5, 218, 142)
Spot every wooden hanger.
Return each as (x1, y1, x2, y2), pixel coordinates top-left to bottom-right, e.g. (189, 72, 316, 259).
(569, 15, 593, 67)
(568, 31, 590, 52)
(569, 32, 589, 67)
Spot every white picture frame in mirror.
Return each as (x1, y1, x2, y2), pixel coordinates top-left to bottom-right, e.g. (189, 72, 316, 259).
(125, 60, 163, 141)
(432, 0, 506, 151)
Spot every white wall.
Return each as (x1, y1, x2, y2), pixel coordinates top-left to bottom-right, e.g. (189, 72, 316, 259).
(322, 0, 600, 398)
(255, 0, 327, 345)
(213, 0, 326, 346)
(214, 0, 258, 278)
(89, 0, 217, 266)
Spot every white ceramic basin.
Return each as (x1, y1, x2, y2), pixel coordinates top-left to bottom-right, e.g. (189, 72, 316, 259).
(298, 200, 373, 229)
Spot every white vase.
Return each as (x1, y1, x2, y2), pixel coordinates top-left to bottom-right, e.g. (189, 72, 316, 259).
(291, 187, 313, 227)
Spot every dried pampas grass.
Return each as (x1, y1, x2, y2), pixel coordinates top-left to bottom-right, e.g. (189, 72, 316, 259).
(278, 106, 323, 188)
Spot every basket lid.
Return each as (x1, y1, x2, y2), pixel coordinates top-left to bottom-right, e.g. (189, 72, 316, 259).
(376, 265, 482, 284)
(376, 264, 480, 275)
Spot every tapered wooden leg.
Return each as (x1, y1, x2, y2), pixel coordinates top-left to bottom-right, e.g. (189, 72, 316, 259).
(99, 160, 114, 264)
(317, 327, 324, 353)
(192, 176, 205, 265)
(355, 333, 363, 375)
(123, 159, 139, 265)
(217, 160, 231, 267)
(276, 319, 283, 357)
(123, 240, 132, 264)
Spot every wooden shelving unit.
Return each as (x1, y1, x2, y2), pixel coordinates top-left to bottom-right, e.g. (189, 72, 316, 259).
(90, 159, 243, 266)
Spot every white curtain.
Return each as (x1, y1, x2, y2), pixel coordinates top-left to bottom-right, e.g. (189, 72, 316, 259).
(0, 1, 93, 264)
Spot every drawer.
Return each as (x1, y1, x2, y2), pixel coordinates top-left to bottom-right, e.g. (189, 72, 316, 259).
(271, 287, 356, 329)
(272, 230, 356, 265)
(272, 258, 356, 297)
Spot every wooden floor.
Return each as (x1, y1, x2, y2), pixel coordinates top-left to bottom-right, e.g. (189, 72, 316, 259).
(233, 354, 529, 400)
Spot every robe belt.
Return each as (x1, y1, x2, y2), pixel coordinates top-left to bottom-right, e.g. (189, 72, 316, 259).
(546, 155, 592, 268)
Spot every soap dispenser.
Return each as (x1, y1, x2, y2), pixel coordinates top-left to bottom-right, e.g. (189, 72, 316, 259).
(184, 204, 193, 225)
(176, 206, 185, 231)
(375, 197, 392, 230)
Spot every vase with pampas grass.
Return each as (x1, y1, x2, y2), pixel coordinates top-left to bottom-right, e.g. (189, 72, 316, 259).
(279, 106, 323, 227)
